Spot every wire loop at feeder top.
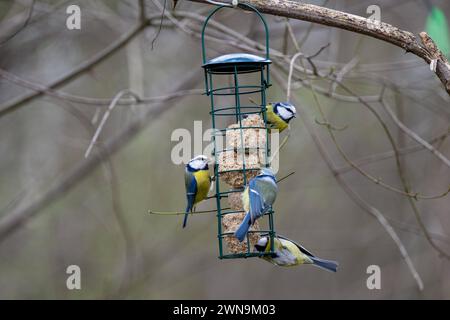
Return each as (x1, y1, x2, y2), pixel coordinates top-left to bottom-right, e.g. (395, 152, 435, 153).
(201, 4, 271, 74)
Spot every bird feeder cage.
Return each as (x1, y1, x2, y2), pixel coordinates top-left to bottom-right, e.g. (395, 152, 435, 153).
(202, 4, 276, 259)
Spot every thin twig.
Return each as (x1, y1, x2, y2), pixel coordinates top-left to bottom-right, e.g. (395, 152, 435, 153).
(335, 131, 450, 174)
(310, 85, 449, 200)
(0, 22, 146, 117)
(271, 67, 425, 291)
(151, 0, 167, 49)
(287, 52, 304, 102)
(285, 18, 300, 52)
(276, 171, 295, 184)
(320, 73, 450, 260)
(58, 100, 136, 296)
(0, 71, 200, 243)
(85, 90, 140, 158)
(380, 99, 450, 169)
(187, 0, 450, 95)
(0, 0, 35, 46)
(0, 68, 202, 106)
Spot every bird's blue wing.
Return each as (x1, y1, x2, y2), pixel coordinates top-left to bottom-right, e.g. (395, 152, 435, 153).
(185, 170, 197, 212)
(248, 179, 265, 223)
(183, 170, 197, 228)
(277, 235, 315, 257)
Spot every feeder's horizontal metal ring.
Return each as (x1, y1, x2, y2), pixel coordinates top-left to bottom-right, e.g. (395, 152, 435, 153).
(211, 111, 263, 117)
(207, 89, 265, 96)
(211, 105, 263, 112)
(213, 126, 267, 133)
(219, 252, 276, 259)
(219, 230, 275, 237)
(206, 69, 266, 76)
(213, 189, 245, 199)
(220, 189, 245, 194)
(205, 65, 268, 75)
(208, 85, 264, 93)
(217, 168, 261, 174)
(206, 85, 265, 96)
(210, 105, 266, 116)
(218, 209, 274, 217)
(212, 149, 270, 156)
(218, 212, 274, 218)
(216, 210, 244, 217)
(220, 252, 275, 259)
(213, 146, 265, 155)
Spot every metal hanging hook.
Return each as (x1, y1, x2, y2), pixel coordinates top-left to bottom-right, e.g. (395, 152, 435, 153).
(205, 0, 238, 7)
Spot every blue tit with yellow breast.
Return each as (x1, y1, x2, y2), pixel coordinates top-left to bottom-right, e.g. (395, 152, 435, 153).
(266, 102, 297, 133)
(234, 168, 278, 242)
(255, 235, 338, 272)
(183, 155, 211, 228)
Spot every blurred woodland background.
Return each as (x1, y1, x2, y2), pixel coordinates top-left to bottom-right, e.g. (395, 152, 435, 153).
(0, 0, 450, 299)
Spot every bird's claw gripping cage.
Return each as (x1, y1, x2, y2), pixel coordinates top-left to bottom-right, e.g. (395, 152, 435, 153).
(201, 4, 276, 259)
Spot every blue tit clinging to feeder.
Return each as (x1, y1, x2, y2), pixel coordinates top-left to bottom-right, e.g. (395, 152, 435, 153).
(266, 102, 297, 133)
(255, 235, 338, 272)
(184, 155, 211, 228)
(234, 168, 278, 242)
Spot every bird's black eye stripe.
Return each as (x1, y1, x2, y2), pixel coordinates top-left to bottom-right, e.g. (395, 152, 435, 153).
(255, 244, 265, 251)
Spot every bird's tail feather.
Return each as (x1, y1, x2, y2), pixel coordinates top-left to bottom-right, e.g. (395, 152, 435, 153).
(310, 256, 338, 272)
(183, 204, 191, 228)
(234, 213, 251, 242)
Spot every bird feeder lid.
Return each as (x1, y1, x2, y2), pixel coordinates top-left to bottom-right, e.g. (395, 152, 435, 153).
(203, 53, 271, 74)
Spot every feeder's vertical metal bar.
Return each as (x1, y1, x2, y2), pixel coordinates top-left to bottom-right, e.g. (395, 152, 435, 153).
(260, 66, 275, 255)
(246, 230, 251, 256)
(268, 209, 275, 254)
(204, 70, 209, 94)
(234, 66, 247, 188)
(208, 71, 224, 259)
(234, 66, 250, 256)
(260, 66, 270, 168)
(231, 74, 239, 123)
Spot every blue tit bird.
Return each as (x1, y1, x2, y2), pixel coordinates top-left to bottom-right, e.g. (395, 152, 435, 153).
(255, 235, 338, 272)
(266, 102, 297, 133)
(184, 155, 211, 228)
(234, 168, 278, 242)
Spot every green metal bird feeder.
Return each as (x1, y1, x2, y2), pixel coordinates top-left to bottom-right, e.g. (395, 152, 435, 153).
(202, 4, 276, 259)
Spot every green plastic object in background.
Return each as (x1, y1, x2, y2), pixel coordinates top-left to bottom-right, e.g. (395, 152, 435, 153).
(426, 6, 450, 57)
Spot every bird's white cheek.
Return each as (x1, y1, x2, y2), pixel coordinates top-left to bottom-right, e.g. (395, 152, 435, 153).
(278, 107, 292, 120)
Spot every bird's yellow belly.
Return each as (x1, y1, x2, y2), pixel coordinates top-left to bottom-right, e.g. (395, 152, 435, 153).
(266, 109, 288, 132)
(194, 169, 210, 204)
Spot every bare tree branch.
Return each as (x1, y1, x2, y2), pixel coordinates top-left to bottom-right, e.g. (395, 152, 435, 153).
(0, 0, 35, 46)
(380, 99, 450, 169)
(0, 68, 202, 106)
(187, 0, 450, 96)
(84, 90, 140, 158)
(271, 67, 424, 291)
(0, 22, 146, 117)
(335, 131, 450, 175)
(0, 71, 201, 243)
